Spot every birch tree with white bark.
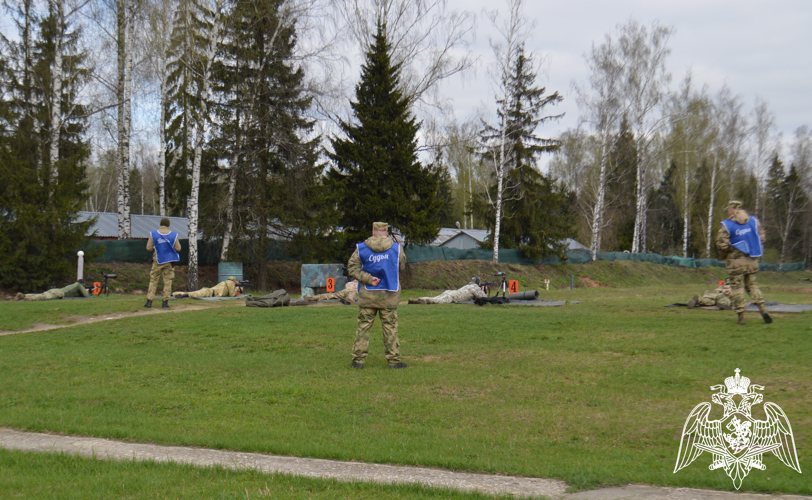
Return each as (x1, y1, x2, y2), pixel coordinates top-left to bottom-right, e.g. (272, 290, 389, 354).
(706, 87, 747, 257)
(184, 0, 225, 291)
(616, 20, 673, 254)
(751, 97, 777, 217)
(142, 0, 175, 216)
(574, 32, 626, 260)
(477, 0, 527, 263)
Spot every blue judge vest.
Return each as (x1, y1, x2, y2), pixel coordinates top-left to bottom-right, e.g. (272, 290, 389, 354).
(721, 216, 762, 258)
(357, 242, 400, 291)
(151, 230, 180, 264)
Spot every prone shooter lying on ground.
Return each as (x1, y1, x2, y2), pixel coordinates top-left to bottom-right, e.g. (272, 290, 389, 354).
(15, 282, 91, 301)
(172, 276, 248, 299)
(687, 281, 733, 310)
(303, 280, 359, 305)
(408, 276, 488, 304)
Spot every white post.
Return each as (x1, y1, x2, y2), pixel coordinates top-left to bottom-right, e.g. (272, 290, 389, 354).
(77, 250, 84, 282)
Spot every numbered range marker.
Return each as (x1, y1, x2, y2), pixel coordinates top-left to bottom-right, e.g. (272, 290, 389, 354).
(509, 280, 518, 294)
(326, 278, 335, 292)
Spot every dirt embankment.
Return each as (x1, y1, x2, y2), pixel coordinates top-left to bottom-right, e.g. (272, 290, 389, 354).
(3, 259, 807, 299)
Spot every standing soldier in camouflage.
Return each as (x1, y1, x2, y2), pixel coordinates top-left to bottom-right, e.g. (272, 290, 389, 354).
(408, 278, 487, 304)
(716, 200, 771, 325)
(145, 217, 181, 308)
(347, 222, 407, 369)
(304, 280, 359, 305)
(687, 281, 733, 310)
(172, 276, 242, 299)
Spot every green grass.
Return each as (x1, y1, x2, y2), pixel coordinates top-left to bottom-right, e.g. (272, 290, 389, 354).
(0, 448, 513, 499)
(0, 295, 231, 332)
(1, 276, 811, 496)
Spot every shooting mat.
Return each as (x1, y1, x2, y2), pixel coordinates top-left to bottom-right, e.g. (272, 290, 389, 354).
(456, 299, 582, 307)
(665, 301, 812, 312)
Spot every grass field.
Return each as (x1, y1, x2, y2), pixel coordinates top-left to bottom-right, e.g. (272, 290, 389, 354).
(1, 263, 811, 498)
(0, 448, 510, 499)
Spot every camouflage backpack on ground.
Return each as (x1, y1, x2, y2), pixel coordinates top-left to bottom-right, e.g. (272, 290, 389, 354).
(245, 289, 290, 308)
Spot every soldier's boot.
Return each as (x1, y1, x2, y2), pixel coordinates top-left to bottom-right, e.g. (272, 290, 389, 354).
(389, 362, 408, 369)
(736, 312, 746, 325)
(408, 298, 420, 304)
(350, 362, 364, 369)
(687, 295, 698, 309)
(161, 300, 170, 308)
(144, 299, 153, 308)
(757, 304, 772, 324)
(14, 292, 24, 301)
(717, 303, 732, 310)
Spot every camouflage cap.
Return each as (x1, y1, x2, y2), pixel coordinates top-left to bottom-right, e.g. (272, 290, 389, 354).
(160, 217, 170, 227)
(470, 276, 481, 285)
(726, 200, 742, 210)
(228, 276, 237, 282)
(372, 222, 388, 232)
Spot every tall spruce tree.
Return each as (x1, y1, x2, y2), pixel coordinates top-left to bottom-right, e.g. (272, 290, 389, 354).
(475, 46, 573, 259)
(0, 7, 95, 291)
(206, 0, 320, 287)
(326, 22, 443, 249)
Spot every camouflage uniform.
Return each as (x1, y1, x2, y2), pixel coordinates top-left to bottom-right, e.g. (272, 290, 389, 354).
(696, 284, 733, 309)
(347, 223, 407, 367)
(16, 282, 90, 301)
(146, 225, 181, 301)
(410, 283, 486, 304)
(306, 280, 359, 304)
(173, 277, 239, 299)
(716, 206, 765, 314)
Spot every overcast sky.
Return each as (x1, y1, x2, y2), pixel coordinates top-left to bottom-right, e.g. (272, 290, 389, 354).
(436, 0, 812, 160)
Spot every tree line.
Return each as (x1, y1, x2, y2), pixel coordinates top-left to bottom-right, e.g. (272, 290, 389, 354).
(1, 0, 809, 292)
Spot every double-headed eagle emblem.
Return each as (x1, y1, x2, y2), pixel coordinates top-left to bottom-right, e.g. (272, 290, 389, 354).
(674, 369, 801, 489)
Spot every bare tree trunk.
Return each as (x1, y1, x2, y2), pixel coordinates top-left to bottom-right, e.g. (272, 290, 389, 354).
(705, 155, 718, 258)
(591, 134, 610, 261)
(468, 165, 473, 229)
(159, 77, 167, 216)
(220, 112, 241, 261)
(682, 161, 690, 258)
(49, 0, 64, 185)
(188, 3, 223, 290)
(492, 112, 507, 263)
(116, 0, 132, 238)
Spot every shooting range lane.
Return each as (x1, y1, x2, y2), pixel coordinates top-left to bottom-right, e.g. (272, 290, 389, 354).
(0, 303, 210, 337)
(1, 428, 808, 500)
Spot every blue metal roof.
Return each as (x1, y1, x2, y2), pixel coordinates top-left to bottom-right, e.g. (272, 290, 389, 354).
(77, 212, 189, 239)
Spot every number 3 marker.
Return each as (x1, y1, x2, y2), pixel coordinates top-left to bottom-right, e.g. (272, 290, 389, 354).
(326, 278, 335, 292)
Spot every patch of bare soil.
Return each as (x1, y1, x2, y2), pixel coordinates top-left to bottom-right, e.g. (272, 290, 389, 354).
(786, 287, 812, 294)
(578, 276, 611, 288)
(0, 304, 208, 336)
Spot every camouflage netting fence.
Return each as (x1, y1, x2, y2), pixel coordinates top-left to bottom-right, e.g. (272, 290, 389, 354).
(402, 246, 806, 272)
(85, 239, 296, 266)
(86, 240, 806, 272)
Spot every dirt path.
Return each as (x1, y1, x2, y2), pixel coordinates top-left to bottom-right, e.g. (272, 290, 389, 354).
(0, 304, 209, 336)
(1, 428, 807, 500)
